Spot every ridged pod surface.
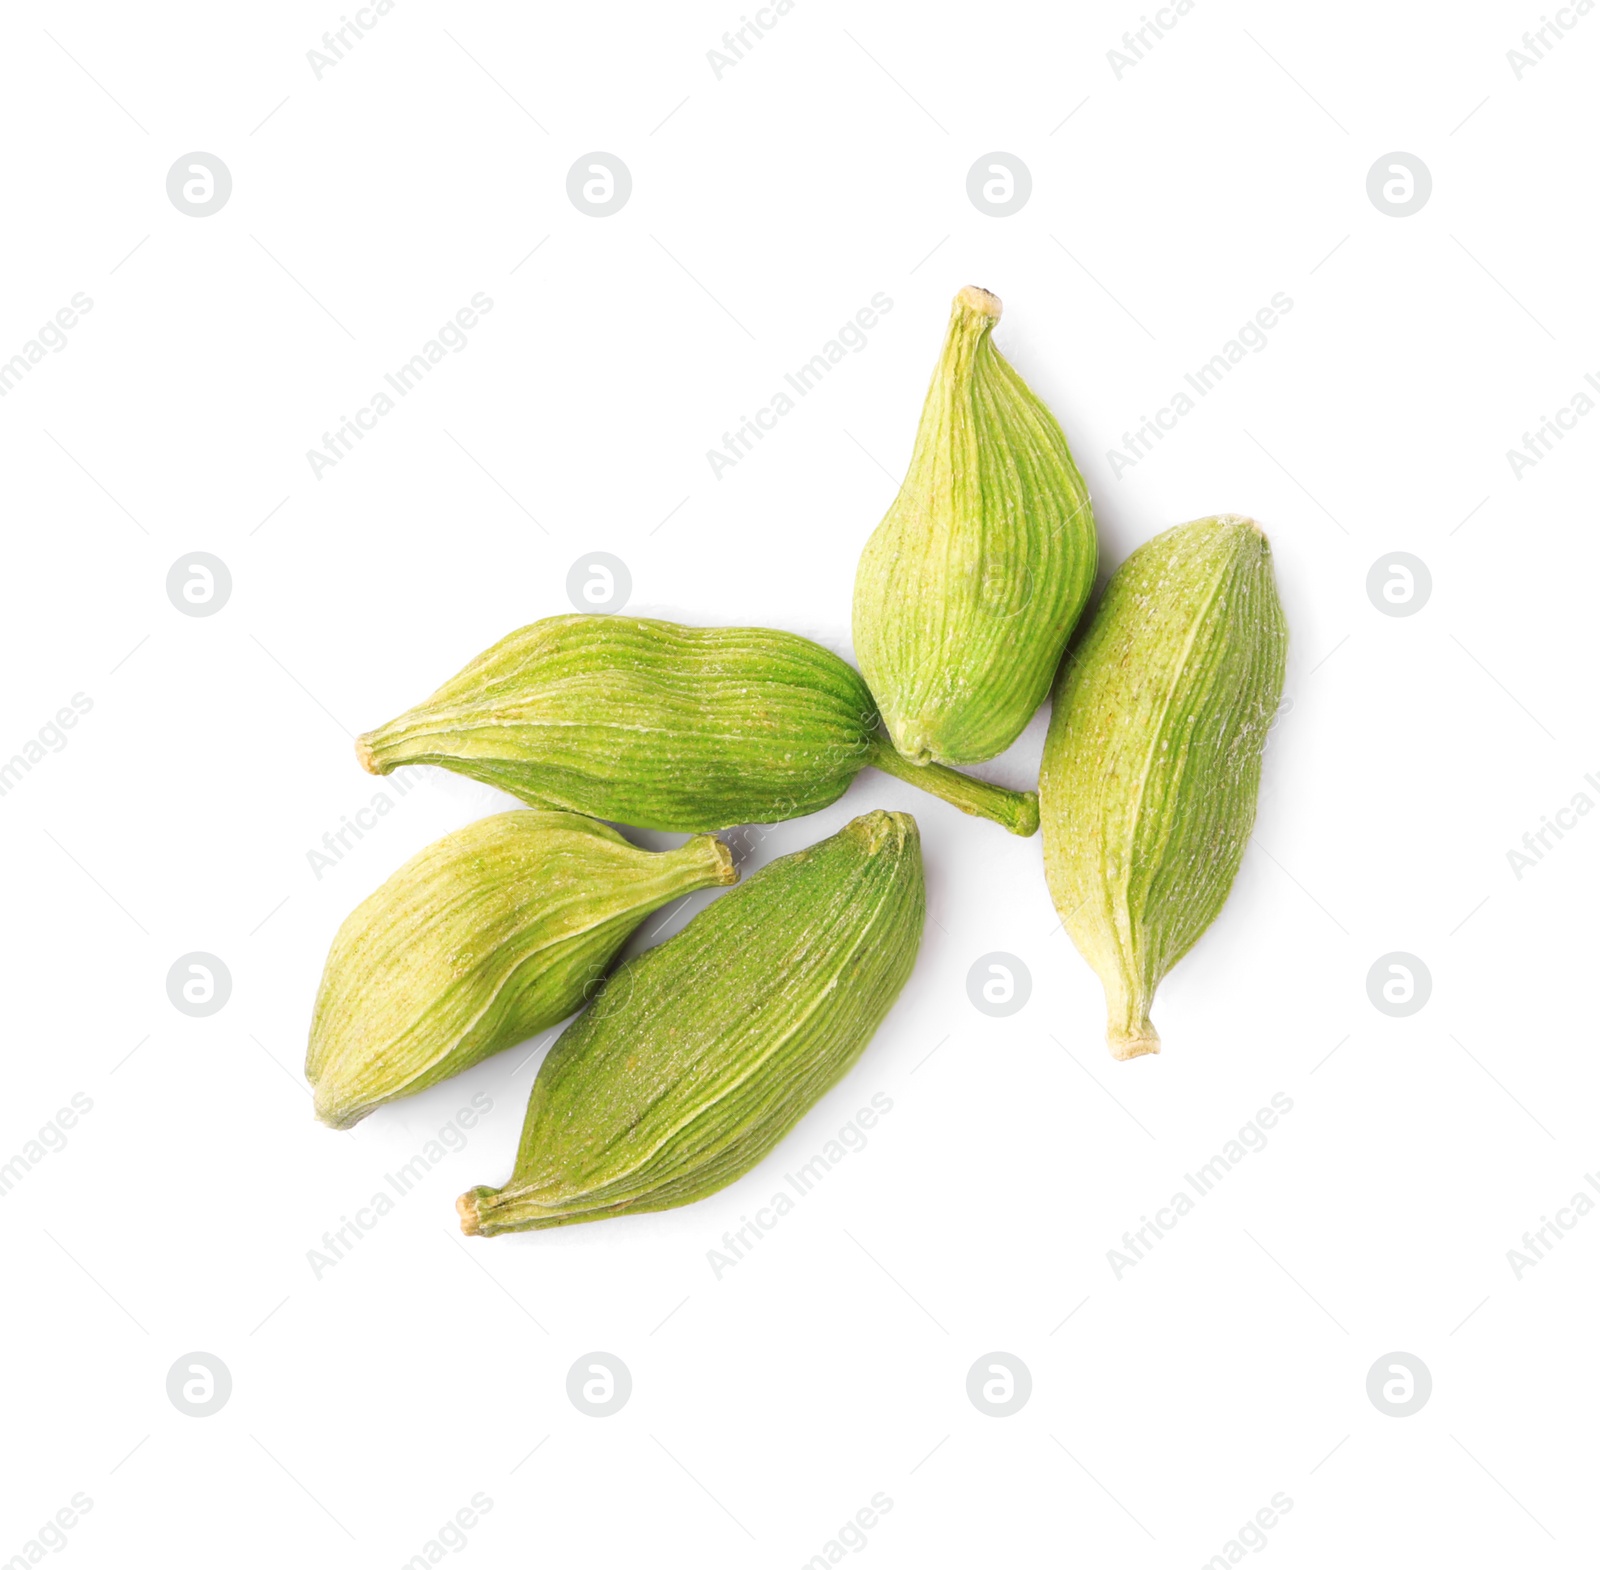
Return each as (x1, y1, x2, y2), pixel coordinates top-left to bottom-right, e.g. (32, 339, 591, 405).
(1040, 516, 1288, 1060)
(853, 286, 1097, 765)
(458, 810, 924, 1235)
(306, 811, 736, 1128)
(358, 615, 1038, 835)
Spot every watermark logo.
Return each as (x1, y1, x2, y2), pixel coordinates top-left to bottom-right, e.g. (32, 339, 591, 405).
(567, 1353, 631, 1415)
(0, 694, 94, 799)
(167, 154, 232, 217)
(707, 2, 797, 78)
(5, 1495, 94, 1563)
(1106, 1, 1199, 79)
(1365, 953, 1430, 1017)
(307, 770, 425, 880)
(966, 153, 1031, 217)
(307, 2, 397, 79)
(566, 553, 632, 613)
(1366, 1352, 1430, 1416)
(1366, 153, 1431, 217)
(1108, 1094, 1295, 1278)
(1107, 293, 1294, 477)
(403, 1494, 495, 1564)
(967, 1352, 1031, 1416)
(306, 293, 495, 479)
(1506, 1174, 1600, 1278)
(0, 294, 95, 401)
(167, 953, 232, 1017)
(1506, 771, 1600, 879)
(567, 154, 631, 217)
(167, 552, 232, 617)
(1506, 373, 1600, 479)
(167, 1352, 232, 1416)
(706, 1095, 893, 1278)
(966, 952, 1031, 1017)
(307, 1093, 494, 1278)
(0, 1093, 94, 1200)
(1507, 9, 1592, 79)
(1263, 693, 1296, 757)
(705, 293, 893, 479)
(1365, 552, 1431, 617)
(1202, 1494, 1295, 1562)
(800, 1493, 895, 1564)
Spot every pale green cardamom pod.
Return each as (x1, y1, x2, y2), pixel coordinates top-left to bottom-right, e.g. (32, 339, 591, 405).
(853, 285, 1097, 766)
(458, 809, 924, 1235)
(1040, 516, 1288, 1060)
(357, 614, 1038, 835)
(306, 811, 737, 1129)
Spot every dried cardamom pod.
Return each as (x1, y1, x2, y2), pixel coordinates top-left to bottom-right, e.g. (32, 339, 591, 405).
(306, 811, 736, 1128)
(358, 614, 1037, 835)
(458, 809, 923, 1235)
(1040, 516, 1288, 1059)
(853, 285, 1097, 765)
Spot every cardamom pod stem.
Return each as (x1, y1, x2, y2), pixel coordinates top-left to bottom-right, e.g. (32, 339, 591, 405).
(865, 736, 1038, 836)
(1040, 516, 1288, 1059)
(458, 809, 924, 1235)
(306, 811, 736, 1128)
(853, 285, 1097, 765)
(357, 614, 1038, 835)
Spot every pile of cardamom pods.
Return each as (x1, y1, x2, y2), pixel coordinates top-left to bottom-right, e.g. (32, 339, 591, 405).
(306, 284, 1287, 1237)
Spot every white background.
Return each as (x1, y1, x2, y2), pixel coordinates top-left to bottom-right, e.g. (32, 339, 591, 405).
(2, 1, 1596, 1565)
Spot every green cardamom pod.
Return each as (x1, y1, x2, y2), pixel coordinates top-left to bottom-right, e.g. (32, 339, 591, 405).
(853, 285, 1097, 765)
(357, 614, 1037, 835)
(458, 809, 923, 1235)
(1040, 516, 1288, 1060)
(306, 811, 737, 1128)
